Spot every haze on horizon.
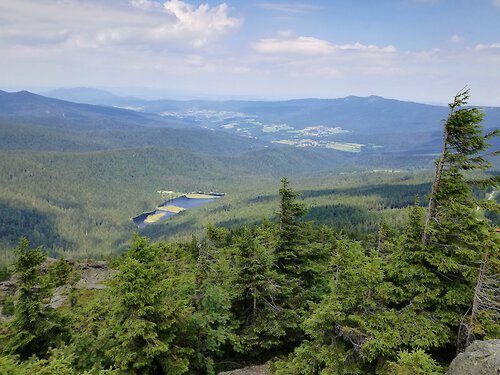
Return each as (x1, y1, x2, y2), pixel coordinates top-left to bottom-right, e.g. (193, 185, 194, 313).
(1, 0, 500, 105)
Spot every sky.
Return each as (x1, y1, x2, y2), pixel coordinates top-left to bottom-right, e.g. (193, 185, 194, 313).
(1, 0, 500, 104)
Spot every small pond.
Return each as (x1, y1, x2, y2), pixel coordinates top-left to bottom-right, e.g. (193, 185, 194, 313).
(133, 193, 224, 228)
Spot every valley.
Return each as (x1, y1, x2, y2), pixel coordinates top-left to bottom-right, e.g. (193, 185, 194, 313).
(0, 88, 497, 262)
(0, 88, 498, 375)
(133, 192, 225, 228)
(41, 88, 500, 155)
(1, 1, 498, 372)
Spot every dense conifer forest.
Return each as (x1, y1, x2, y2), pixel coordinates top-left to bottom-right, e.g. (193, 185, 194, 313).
(0, 91, 498, 374)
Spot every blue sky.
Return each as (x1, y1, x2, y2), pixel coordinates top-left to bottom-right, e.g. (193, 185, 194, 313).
(1, 0, 500, 104)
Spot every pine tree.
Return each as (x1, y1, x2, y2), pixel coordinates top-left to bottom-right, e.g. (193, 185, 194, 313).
(275, 177, 307, 277)
(458, 233, 500, 351)
(273, 234, 387, 374)
(192, 226, 240, 373)
(233, 225, 292, 354)
(273, 178, 330, 346)
(423, 89, 498, 244)
(3, 238, 68, 359)
(419, 89, 499, 350)
(105, 235, 194, 374)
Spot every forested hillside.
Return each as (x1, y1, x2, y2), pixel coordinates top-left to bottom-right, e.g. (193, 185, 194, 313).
(0, 90, 447, 260)
(0, 91, 498, 374)
(0, 147, 434, 259)
(43, 87, 500, 155)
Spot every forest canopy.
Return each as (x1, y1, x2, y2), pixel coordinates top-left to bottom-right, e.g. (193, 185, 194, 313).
(0, 91, 498, 374)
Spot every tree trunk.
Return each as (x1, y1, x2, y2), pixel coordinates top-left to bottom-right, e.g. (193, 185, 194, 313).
(422, 123, 449, 245)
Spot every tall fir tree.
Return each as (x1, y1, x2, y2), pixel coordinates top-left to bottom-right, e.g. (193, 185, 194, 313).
(105, 235, 195, 374)
(420, 89, 499, 350)
(192, 225, 240, 374)
(274, 178, 330, 345)
(276, 177, 308, 277)
(3, 238, 68, 359)
(232, 225, 292, 354)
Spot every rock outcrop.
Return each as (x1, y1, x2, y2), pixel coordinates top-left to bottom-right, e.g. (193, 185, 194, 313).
(218, 365, 269, 375)
(447, 340, 500, 375)
(0, 259, 117, 317)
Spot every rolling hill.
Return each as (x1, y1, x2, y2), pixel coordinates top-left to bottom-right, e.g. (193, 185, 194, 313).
(0, 88, 496, 259)
(42, 87, 500, 155)
(0, 90, 265, 155)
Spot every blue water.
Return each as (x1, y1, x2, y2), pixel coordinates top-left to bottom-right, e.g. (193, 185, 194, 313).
(159, 196, 216, 209)
(132, 194, 224, 228)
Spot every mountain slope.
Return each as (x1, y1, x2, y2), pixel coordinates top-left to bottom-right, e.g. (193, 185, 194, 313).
(42, 87, 135, 105)
(0, 90, 190, 129)
(0, 90, 266, 155)
(44, 88, 500, 155)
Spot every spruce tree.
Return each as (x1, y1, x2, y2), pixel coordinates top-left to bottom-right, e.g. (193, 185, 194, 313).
(233, 225, 291, 354)
(105, 235, 194, 374)
(274, 178, 329, 345)
(273, 234, 387, 374)
(423, 89, 498, 244)
(3, 239, 68, 359)
(192, 226, 240, 373)
(276, 177, 307, 276)
(420, 89, 499, 350)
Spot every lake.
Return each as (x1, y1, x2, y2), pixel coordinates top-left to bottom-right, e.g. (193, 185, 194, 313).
(133, 192, 224, 228)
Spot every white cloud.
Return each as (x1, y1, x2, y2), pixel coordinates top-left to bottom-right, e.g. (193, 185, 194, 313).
(337, 43, 397, 53)
(253, 36, 334, 55)
(0, 0, 241, 50)
(1, 1, 499, 105)
(162, 0, 241, 47)
(475, 43, 500, 50)
(449, 34, 462, 43)
(130, 0, 162, 10)
(253, 35, 396, 55)
(97, 0, 242, 48)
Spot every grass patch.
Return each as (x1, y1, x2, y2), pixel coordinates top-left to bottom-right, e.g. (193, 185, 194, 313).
(325, 142, 364, 152)
(144, 211, 168, 223)
(157, 205, 185, 213)
(185, 193, 222, 199)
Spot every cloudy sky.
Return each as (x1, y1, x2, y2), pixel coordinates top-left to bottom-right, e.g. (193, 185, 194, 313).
(1, 0, 500, 104)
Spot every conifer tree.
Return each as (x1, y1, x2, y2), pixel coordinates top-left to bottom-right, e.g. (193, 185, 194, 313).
(273, 234, 387, 374)
(3, 239, 68, 359)
(276, 177, 307, 277)
(419, 89, 499, 349)
(105, 235, 194, 374)
(276, 178, 327, 301)
(233, 225, 292, 354)
(192, 226, 240, 374)
(423, 89, 498, 244)
(274, 178, 329, 345)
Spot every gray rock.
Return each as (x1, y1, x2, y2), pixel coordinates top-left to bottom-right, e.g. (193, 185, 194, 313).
(447, 339, 500, 375)
(0, 280, 17, 297)
(75, 260, 117, 290)
(218, 365, 269, 375)
(50, 285, 69, 309)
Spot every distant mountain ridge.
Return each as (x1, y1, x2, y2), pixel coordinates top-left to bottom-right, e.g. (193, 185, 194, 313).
(2, 88, 498, 162)
(41, 87, 500, 147)
(0, 90, 266, 156)
(42, 87, 141, 106)
(0, 89, 183, 129)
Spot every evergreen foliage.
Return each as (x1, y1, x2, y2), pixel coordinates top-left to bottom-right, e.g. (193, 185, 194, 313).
(386, 350, 445, 375)
(2, 239, 68, 359)
(420, 90, 499, 350)
(0, 91, 498, 374)
(273, 91, 499, 373)
(104, 235, 195, 374)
